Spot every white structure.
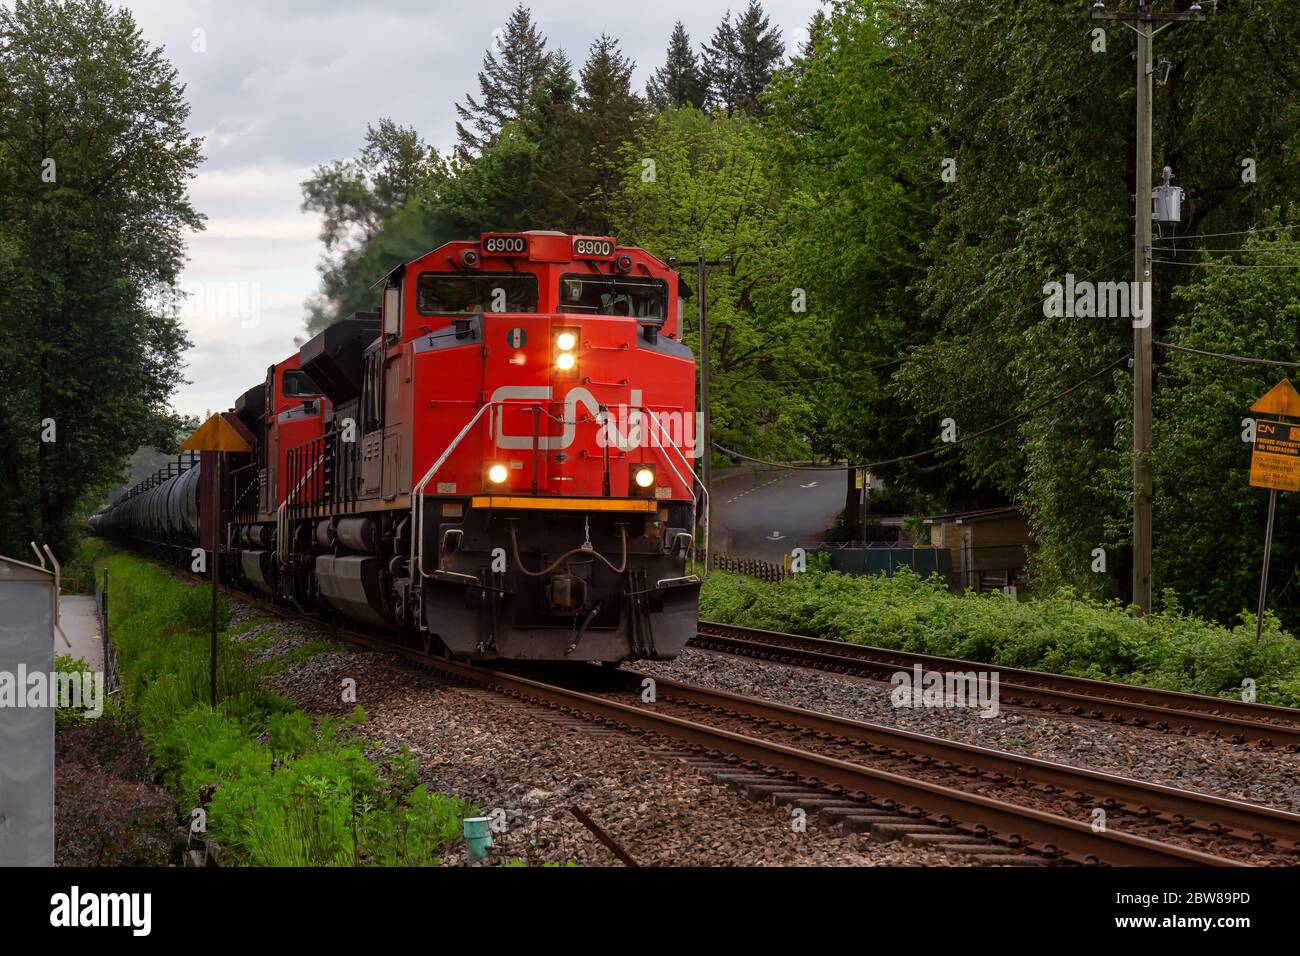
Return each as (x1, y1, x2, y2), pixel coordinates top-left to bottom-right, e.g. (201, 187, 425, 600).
(0, 554, 55, 867)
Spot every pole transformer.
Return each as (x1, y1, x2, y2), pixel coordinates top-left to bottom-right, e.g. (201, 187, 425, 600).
(1092, 1, 1206, 614)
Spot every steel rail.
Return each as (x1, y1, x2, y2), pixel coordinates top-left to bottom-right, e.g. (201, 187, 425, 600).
(620, 670, 1300, 853)
(413, 657, 1245, 867)
(197, 581, 1245, 867)
(692, 621, 1300, 748)
(156, 562, 1259, 866)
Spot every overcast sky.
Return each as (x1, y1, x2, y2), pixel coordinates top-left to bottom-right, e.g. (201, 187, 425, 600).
(116, 0, 824, 419)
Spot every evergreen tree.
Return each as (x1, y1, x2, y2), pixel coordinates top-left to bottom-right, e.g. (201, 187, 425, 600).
(454, 4, 550, 159)
(704, 2, 784, 115)
(575, 35, 645, 233)
(646, 21, 706, 111)
(702, 12, 740, 113)
(523, 50, 588, 230)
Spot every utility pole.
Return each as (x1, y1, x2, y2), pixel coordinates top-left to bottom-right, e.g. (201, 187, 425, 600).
(1092, 1, 1207, 614)
(697, 247, 711, 530)
(676, 248, 731, 571)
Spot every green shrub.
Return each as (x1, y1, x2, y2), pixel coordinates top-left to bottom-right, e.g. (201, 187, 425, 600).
(96, 551, 472, 865)
(700, 568, 1300, 706)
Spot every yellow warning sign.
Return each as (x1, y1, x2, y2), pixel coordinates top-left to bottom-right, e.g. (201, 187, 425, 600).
(1250, 378, 1300, 418)
(180, 414, 252, 454)
(1250, 419, 1300, 492)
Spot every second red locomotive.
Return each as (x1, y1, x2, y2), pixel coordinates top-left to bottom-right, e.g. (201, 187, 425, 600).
(95, 231, 703, 663)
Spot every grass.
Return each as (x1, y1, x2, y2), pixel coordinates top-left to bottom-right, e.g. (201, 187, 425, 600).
(700, 567, 1300, 707)
(82, 539, 473, 865)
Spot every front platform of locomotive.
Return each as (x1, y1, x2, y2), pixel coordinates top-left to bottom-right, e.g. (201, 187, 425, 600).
(404, 231, 701, 662)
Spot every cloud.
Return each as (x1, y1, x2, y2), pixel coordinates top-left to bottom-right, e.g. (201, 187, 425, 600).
(120, 0, 824, 418)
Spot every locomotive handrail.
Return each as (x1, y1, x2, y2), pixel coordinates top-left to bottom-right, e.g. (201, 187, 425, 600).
(277, 451, 326, 565)
(636, 405, 708, 574)
(411, 400, 500, 579)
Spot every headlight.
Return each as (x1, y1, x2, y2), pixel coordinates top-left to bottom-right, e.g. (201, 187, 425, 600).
(556, 352, 576, 371)
(488, 464, 508, 484)
(634, 467, 655, 489)
(555, 331, 576, 351)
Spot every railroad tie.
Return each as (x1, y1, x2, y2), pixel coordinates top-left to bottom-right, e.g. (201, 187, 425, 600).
(655, 751, 1051, 866)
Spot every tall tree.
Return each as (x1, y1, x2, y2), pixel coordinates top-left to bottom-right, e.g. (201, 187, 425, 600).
(893, 0, 1300, 606)
(757, 0, 935, 521)
(454, 4, 551, 159)
(646, 21, 706, 111)
(301, 120, 442, 332)
(0, 0, 201, 558)
(574, 34, 644, 233)
(610, 110, 821, 460)
(704, 2, 784, 115)
(1152, 233, 1300, 630)
(427, 50, 591, 236)
(521, 50, 589, 230)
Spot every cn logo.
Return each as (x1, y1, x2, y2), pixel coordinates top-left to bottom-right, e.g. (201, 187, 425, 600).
(507, 327, 527, 348)
(490, 385, 644, 450)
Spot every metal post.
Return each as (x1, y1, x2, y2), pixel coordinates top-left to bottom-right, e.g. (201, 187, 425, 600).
(860, 470, 868, 543)
(696, 245, 712, 571)
(1132, 13, 1154, 616)
(1255, 488, 1278, 642)
(1093, 4, 1208, 616)
(210, 452, 221, 707)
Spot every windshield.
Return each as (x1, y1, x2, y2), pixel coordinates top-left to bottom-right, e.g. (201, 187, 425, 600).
(417, 273, 538, 314)
(558, 274, 667, 323)
(282, 370, 321, 398)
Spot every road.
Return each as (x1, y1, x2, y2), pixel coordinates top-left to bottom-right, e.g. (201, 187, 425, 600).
(710, 466, 846, 561)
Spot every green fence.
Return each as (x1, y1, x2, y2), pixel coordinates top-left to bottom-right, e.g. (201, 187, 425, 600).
(807, 546, 952, 583)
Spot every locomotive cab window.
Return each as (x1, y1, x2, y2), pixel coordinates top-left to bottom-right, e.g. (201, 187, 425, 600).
(558, 274, 667, 323)
(416, 273, 538, 314)
(282, 370, 321, 398)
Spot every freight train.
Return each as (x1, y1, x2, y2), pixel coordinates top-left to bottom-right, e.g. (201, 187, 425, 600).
(91, 231, 703, 662)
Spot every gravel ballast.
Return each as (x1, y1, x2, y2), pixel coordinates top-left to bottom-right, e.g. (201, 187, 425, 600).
(226, 605, 961, 866)
(633, 649, 1300, 814)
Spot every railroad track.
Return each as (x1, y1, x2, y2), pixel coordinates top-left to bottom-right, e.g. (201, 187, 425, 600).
(594, 669, 1300, 866)
(197, 578, 1288, 867)
(691, 620, 1300, 749)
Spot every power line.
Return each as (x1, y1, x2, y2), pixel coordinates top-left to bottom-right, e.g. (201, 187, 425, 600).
(1154, 341, 1300, 369)
(1154, 248, 1300, 256)
(1160, 224, 1299, 242)
(1154, 259, 1300, 269)
(713, 352, 1132, 473)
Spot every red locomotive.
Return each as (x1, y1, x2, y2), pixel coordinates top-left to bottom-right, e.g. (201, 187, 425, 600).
(93, 231, 703, 663)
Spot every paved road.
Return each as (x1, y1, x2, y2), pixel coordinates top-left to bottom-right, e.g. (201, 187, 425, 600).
(711, 466, 846, 561)
(56, 595, 102, 670)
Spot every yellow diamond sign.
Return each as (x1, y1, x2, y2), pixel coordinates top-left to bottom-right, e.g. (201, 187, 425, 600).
(180, 414, 252, 454)
(1250, 378, 1300, 418)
